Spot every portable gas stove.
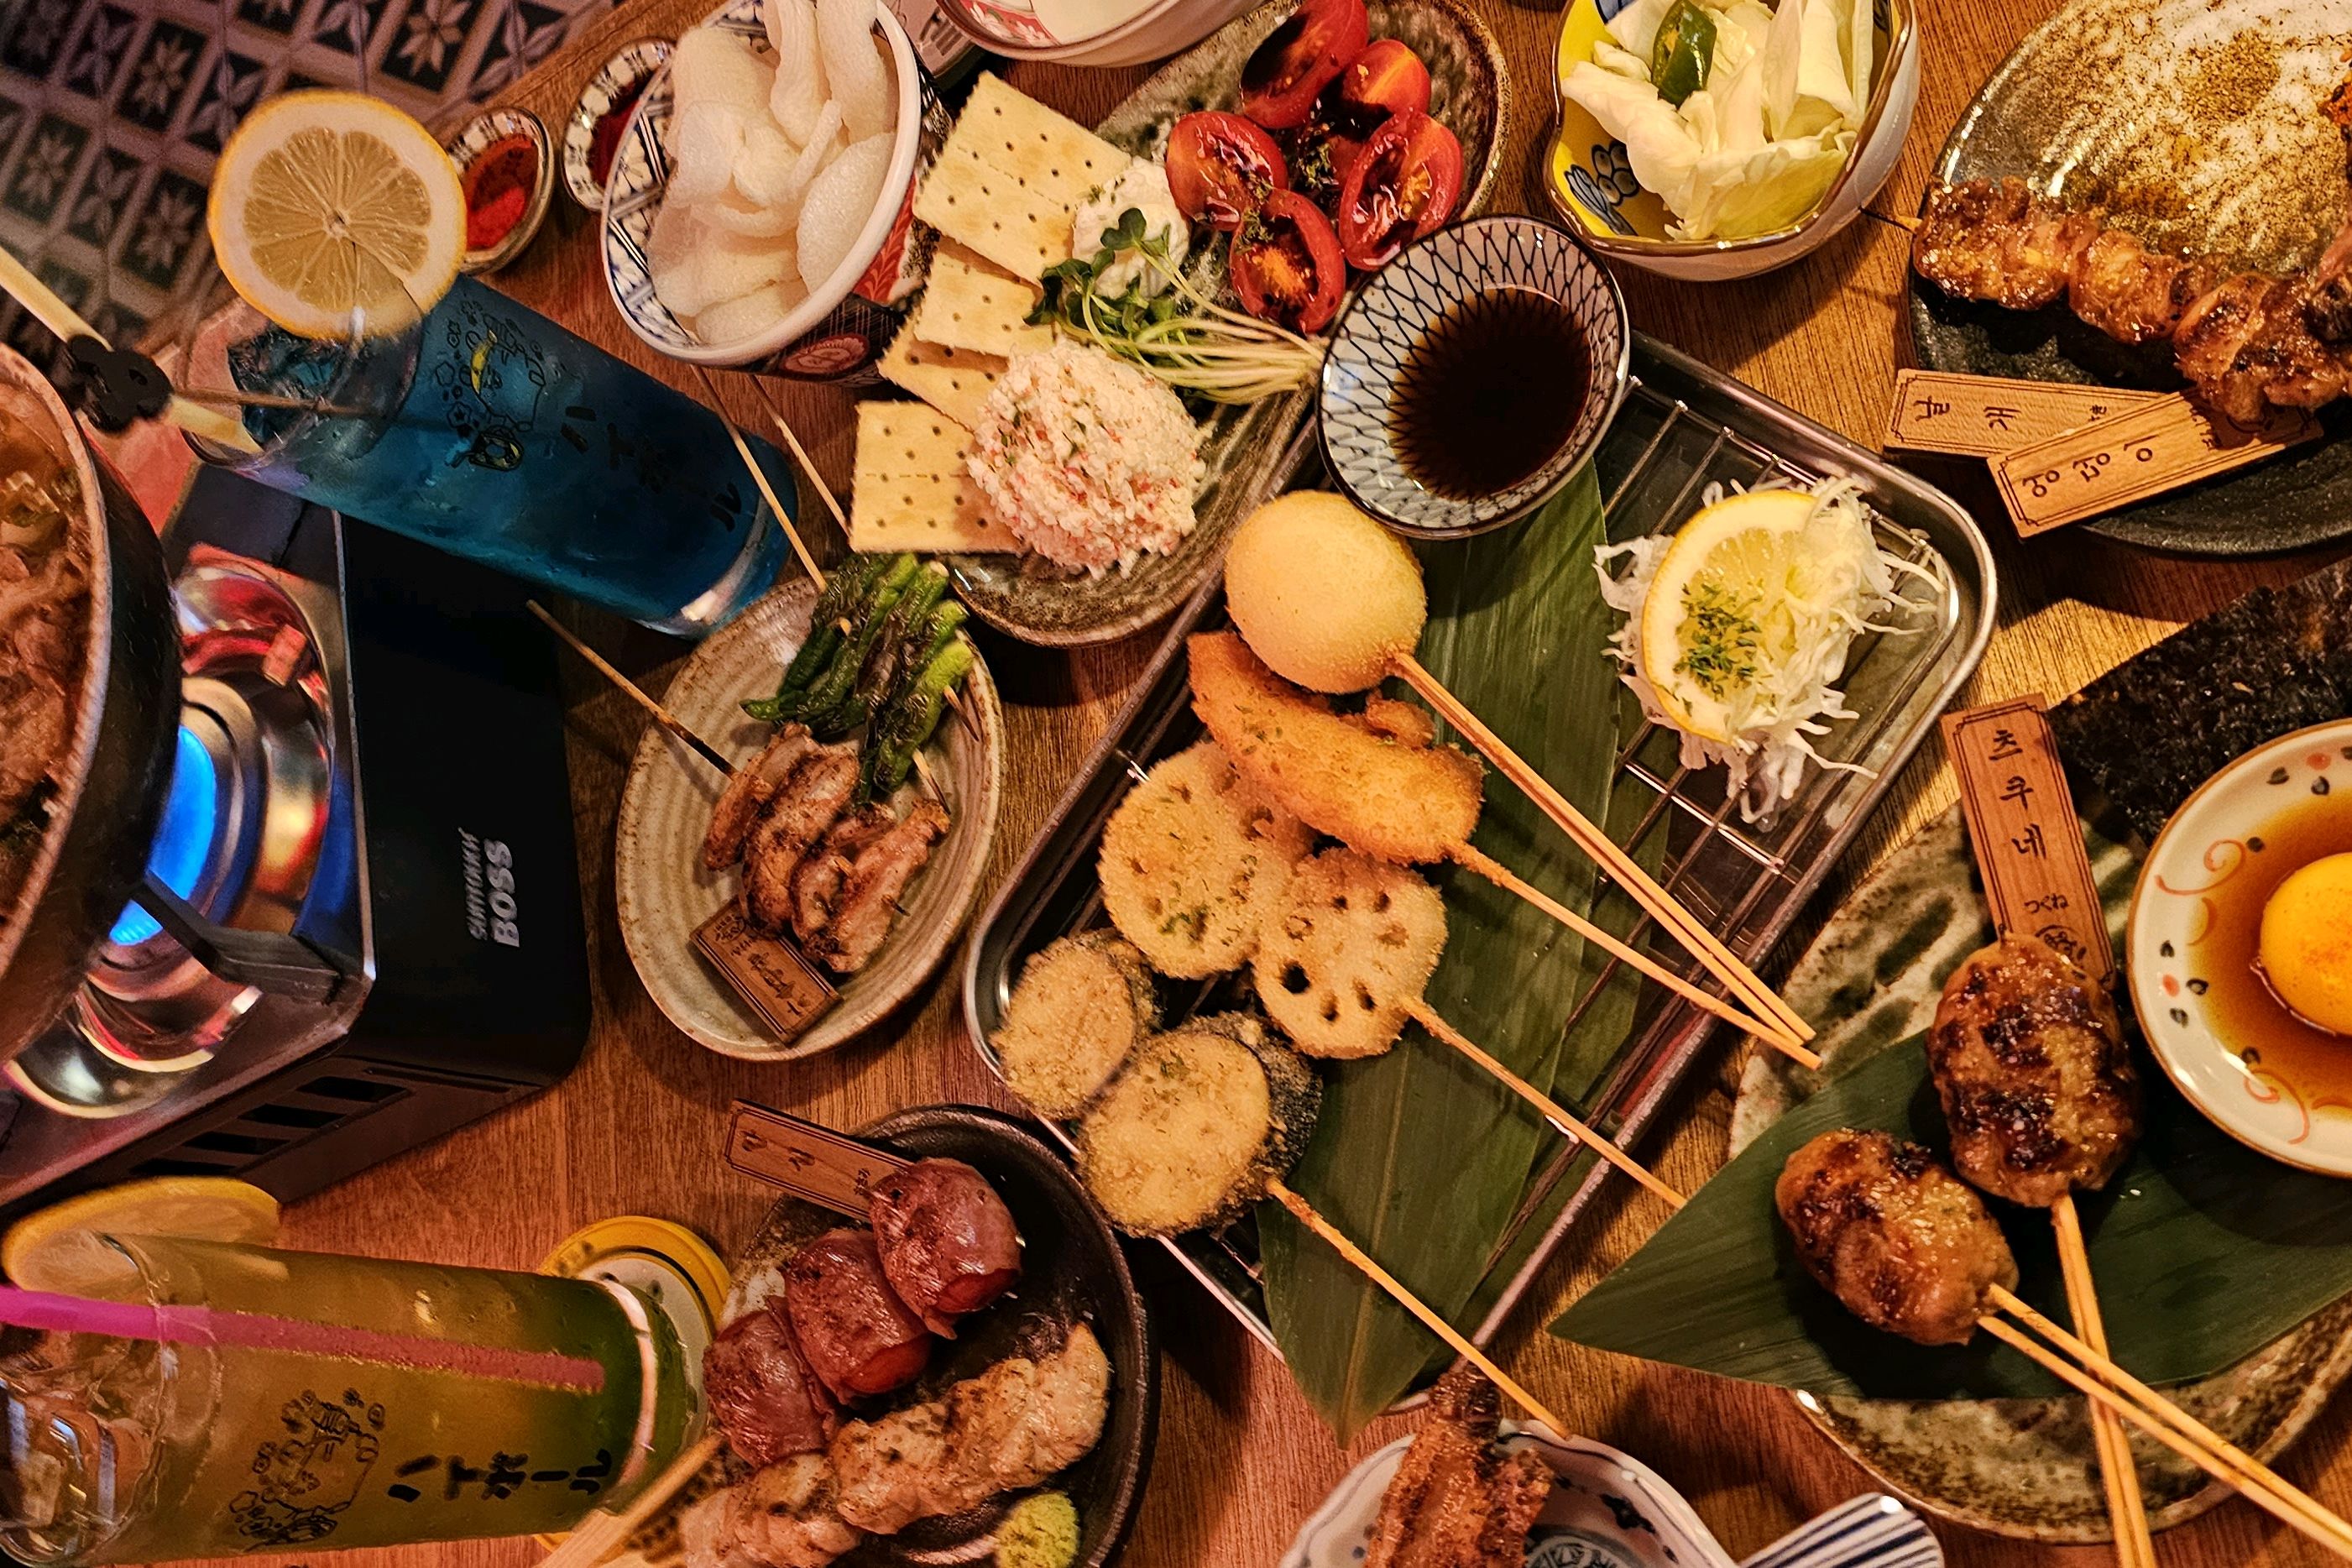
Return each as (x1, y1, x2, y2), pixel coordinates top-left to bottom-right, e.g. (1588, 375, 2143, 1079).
(0, 466, 590, 1215)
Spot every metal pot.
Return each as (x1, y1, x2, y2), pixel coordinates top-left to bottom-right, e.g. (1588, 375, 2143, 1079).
(0, 348, 181, 1069)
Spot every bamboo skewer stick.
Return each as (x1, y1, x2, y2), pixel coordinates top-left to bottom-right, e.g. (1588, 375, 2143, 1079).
(743, 376, 848, 533)
(2052, 1195, 2155, 1567)
(1979, 1313, 2352, 1560)
(175, 384, 371, 417)
(1266, 1178, 1566, 1436)
(539, 1433, 721, 1568)
(1446, 843, 1812, 1062)
(1392, 653, 1818, 1066)
(527, 602, 732, 775)
(1403, 998, 1684, 1210)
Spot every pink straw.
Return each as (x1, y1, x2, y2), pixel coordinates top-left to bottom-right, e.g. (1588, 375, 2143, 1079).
(0, 1285, 608, 1392)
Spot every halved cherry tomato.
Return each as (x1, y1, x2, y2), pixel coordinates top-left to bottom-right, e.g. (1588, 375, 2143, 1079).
(1238, 0, 1370, 131)
(1335, 108, 1463, 270)
(1315, 39, 1432, 140)
(1280, 123, 1362, 209)
(1166, 112, 1288, 232)
(1231, 187, 1347, 334)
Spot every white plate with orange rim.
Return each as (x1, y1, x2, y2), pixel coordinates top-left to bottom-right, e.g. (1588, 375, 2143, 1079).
(2129, 719, 2352, 1175)
(613, 578, 1004, 1059)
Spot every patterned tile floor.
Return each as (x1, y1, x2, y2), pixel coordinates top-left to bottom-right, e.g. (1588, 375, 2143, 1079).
(0, 0, 618, 369)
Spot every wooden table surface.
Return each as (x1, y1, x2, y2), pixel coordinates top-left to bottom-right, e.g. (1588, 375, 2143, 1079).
(226, 2, 2352, 1565)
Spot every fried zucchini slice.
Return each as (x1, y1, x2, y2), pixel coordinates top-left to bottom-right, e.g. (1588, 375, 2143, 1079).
(1076, 1012, 1320, 1236)
(991, 930, 1159, 1119)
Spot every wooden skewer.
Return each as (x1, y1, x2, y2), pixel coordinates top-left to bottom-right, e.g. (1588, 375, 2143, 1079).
(1392, 654, 1818, 1067)
(742, 375, 849, 533)
(1979, 1309, 2352, 1560)
(2052, 1195, 2156, 1567)
(1403, 997, 1684, 1210)
(1446, 842, 1816, 1064)
(539, 1433, 721, 1568)
(1266, 1178, 1566, 1436)
(527, 602, 733, 776)
(175, 383, 371, 417)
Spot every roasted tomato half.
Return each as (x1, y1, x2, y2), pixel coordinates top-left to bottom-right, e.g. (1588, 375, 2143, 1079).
(1281, 123, 1362, 210)
(1315, 39, 1432, 139)
(1335, 108, 1464, 270)
(1231, 187, 1347, 334)
(1166, 112, 1288, 231)
(1239, 0, 1370, 130)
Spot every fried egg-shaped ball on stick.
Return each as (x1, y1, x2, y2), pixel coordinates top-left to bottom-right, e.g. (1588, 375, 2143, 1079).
(1224, 491, 1427, 694)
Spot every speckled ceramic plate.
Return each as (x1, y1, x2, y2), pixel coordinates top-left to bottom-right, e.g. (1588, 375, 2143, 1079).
(1732, 807, 2352, 1542)
(940, 0, 1510, 647)
(1283, 1424, 1941, 1568)
(613, 580, 1003, 1058)
(2130, 720, 2352, 1176)
(1909, 0, 2352, 557)
(604, 1106, 1157, 1568)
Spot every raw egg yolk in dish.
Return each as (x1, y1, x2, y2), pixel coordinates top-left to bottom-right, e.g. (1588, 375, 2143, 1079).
(2261, 851, 2352, 1035)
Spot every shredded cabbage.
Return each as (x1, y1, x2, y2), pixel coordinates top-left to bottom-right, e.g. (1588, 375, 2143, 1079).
(1594, 477, 1936, 823)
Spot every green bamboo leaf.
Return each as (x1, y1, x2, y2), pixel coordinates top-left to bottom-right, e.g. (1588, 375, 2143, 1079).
(1551, 1023, 2352, 1399)
(1259, 469, 1639, 1440)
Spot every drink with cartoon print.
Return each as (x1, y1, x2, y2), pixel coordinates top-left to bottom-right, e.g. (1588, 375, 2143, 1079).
(190, 276, 791, 634)
(0, 1235, 693, 1563)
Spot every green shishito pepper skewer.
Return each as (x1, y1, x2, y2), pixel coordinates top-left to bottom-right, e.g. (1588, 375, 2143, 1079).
(810, 562, 949, 741)
(764, 552, 881, 715)
(747, 553, 917, 727)
(864, 637, 976, 802)
(858, 600, 970, 803)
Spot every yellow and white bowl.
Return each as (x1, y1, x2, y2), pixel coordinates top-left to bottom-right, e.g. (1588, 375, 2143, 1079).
(1542, 0, 1918, 281)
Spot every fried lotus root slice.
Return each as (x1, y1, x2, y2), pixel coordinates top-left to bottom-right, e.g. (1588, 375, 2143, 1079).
(992, 930, 1159, 1118)
(1077, 1012, 1320, 1236)
(1098, 739, 1313, 978)
(1254, 849, 1446, 1058)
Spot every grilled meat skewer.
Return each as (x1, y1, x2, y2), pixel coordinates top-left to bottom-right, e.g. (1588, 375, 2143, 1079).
(1926, 935, 2140, 1210)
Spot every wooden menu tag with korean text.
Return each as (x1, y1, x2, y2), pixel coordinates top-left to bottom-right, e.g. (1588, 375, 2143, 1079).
(1989, 394, 2320, 537)
(1941, 697, 2112, 985)
(693, 902, 836, 1045)
(1884, 369, 2166, 457)
(726, 1100, 907, 1216)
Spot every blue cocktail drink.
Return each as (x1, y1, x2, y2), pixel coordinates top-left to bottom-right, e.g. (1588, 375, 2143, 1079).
(196, 277, 792, 634)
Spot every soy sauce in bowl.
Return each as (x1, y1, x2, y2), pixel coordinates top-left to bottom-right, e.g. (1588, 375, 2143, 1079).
(1388, 287, 1589, 501)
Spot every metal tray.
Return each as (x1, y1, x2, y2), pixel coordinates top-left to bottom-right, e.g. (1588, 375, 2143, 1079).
(960, 332, 1998, 1366)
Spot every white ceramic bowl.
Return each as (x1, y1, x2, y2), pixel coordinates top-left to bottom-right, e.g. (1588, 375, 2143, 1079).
(2128, 719, 2352, 1176)
(1541, 0, 1919, 281)
(933, 0, 1259, 66)
(601, 0, 938, 376)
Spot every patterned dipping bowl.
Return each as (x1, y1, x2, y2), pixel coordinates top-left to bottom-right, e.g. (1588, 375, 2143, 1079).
(1317, 215, 1629, 537)
(2130, 719, 2352, 1175)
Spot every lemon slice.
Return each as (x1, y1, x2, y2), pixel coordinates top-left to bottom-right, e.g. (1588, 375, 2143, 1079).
(208, 90, 464, 339)
(3, 1177, 281, 1299)
(1637, 489, 1821, 744)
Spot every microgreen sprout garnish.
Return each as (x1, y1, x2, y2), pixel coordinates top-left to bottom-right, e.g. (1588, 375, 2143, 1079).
(1029, 206, 1325, 405)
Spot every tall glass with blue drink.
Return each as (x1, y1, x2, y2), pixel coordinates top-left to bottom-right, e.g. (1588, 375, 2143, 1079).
(186, 276, 792, 635)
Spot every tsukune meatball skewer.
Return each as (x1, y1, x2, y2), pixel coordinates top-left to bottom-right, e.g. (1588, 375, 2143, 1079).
(1221, 493, 1820, 1069)
(1928, 934, 2150, 1560)
(1777, 1130, 2352, 1560)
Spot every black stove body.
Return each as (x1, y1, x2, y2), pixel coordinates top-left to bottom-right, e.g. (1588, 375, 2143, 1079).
(0, 467, 589, 1216)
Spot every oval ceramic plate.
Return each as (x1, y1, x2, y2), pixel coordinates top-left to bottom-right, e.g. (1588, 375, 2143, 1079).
(2129, 719, 2352, 1175)
(614, 579, 1003, 1058)
(1283, 1423, 1941, 1568)
(614, 1106, 1157, 1568)
(1733, 806, 2352, 1541)
(1909, 0, 2352, 556)
(939, 0, 1510, 647)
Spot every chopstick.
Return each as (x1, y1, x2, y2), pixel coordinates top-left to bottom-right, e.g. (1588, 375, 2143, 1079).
(2052, 1195, 2155, 1567)
(537, 1433, 720, 1568)
(1445, 843, 1809, 1059)
(1394, 656, 1821, 1071)
(1983, 1284, 2352, 1560)
(1267, 1178, 1567, 1436)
